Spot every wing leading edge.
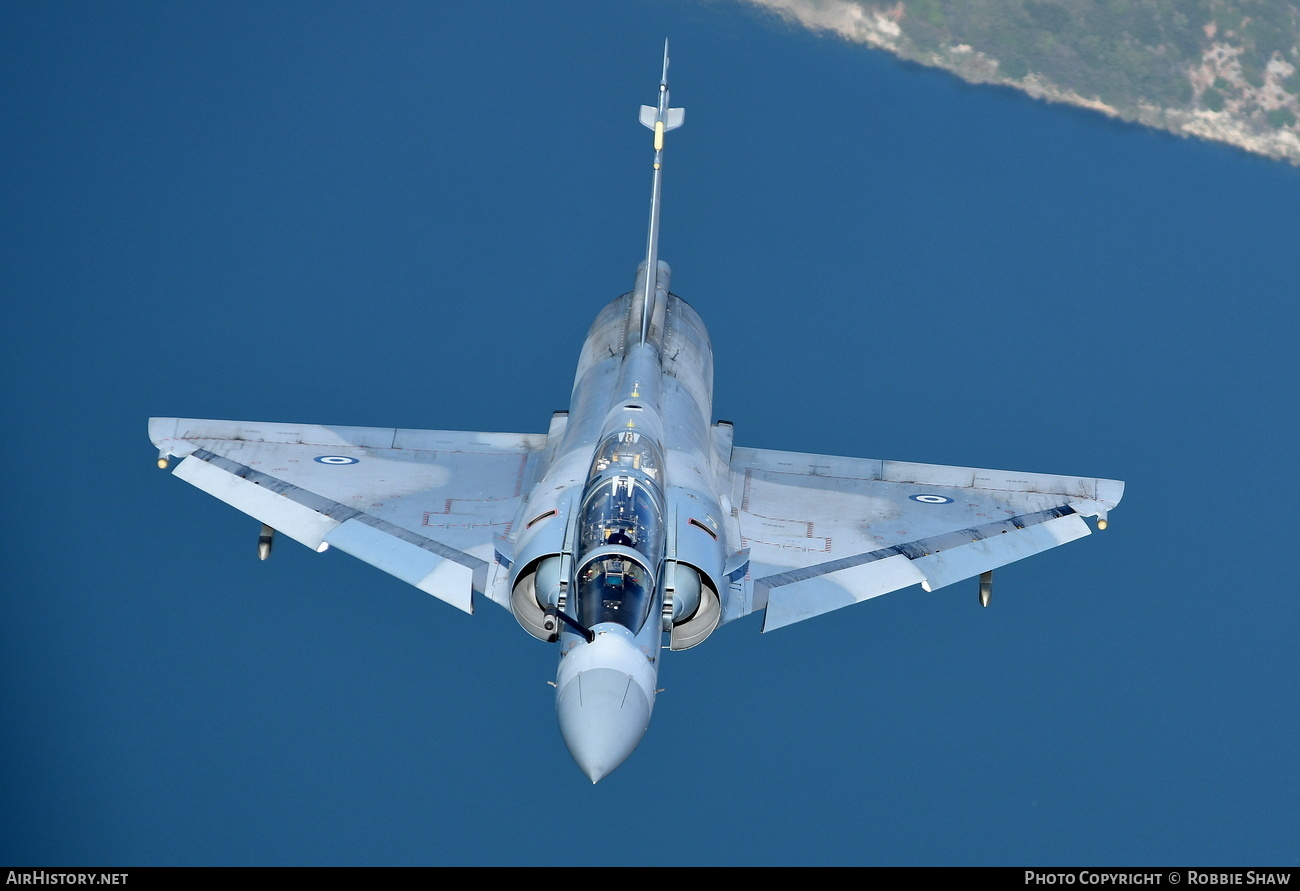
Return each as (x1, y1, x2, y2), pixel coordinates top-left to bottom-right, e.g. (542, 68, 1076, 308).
(726, 446, 1124, 631)
(149, 417, 549, 613)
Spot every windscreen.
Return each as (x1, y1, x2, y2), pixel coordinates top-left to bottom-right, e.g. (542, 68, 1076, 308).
(573, 433, 666, 632)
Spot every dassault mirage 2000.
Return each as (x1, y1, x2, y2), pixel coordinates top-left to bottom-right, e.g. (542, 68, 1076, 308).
(149, 46, 1123, 783)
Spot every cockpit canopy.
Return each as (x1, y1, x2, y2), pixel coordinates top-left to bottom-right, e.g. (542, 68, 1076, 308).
(578, 475, 663, 558)
(587, 430, 662, 482)
(575, 553, 655, 632)
(573, 431, 666, 633)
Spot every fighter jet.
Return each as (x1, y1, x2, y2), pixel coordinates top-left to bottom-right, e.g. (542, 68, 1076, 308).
(149, 45, 1123, 783)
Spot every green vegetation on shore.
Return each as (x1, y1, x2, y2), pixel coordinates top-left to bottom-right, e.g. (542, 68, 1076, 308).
(902, 1, 1296, 111)
(749, 0, 1300, 163)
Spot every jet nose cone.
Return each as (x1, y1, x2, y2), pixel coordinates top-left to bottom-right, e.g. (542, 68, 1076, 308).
(556, 667, 651, 783)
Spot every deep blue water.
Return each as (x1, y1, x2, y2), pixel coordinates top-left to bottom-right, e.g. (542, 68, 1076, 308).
(2, 1, 1297, 865)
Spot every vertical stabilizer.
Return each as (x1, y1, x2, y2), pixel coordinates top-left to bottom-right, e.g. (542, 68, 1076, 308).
(637, 41, 684, 345)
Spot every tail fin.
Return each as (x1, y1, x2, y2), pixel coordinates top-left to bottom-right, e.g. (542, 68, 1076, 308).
(637, 40, 682, 345)
(639, 106, 685, 131)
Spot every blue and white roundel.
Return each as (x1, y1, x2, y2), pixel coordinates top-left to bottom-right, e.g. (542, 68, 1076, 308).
(314, 455, 359, 465)
(909, 494, 953, 504)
